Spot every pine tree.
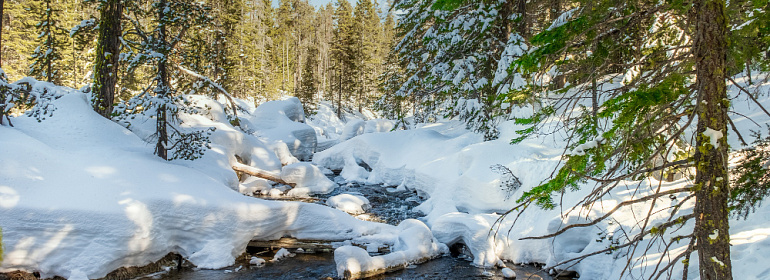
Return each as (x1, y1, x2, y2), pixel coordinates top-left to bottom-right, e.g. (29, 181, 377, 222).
(330, 0, 355, 118)
(502, 0, 769, 278)
(298, 45, 318, 114)
(91, 0, 122, 118)
(390, 0, 528, 139)
(2, 0, 41, 81)
(352, 0, 380, 112)
(118, 0, 215, 161)
(29, 0, 68, 83)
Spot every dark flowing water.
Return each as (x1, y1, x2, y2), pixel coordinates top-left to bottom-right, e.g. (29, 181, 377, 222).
(153, 252, 557, 280)
(151, 176, 568, 279)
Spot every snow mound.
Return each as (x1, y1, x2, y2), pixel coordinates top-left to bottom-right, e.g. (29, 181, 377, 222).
(0, 90, 395, 279)
(364, 119, 395, 134)
(327, 194, 371, 214)
(430, 213, 505, 267)
(280, 162, 337, 196)
(272, 248, 295, 261)
(334, 219, 448, 279)
(341, 119, 366, 141)
(245, 97, 317, 161)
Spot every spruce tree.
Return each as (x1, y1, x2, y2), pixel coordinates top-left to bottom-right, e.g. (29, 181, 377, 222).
(389, 0, 528, 139)
(330, 0, 355, 118)
(91, 0, 122, 118)
(503, 0, 767, 278)
(29, 0, 68, 83)
(298, 45, 318, 114)
(118, 0, 215, 161)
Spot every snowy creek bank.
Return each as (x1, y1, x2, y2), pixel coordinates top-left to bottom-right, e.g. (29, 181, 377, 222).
(153, 252, 561, 280)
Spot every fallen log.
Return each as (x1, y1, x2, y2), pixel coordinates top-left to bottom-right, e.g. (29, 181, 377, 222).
(232, 163, 294, 186)
(248, 237, 334, 253)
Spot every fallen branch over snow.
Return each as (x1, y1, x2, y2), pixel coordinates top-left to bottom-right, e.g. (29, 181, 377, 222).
(232, 162, 293, 186)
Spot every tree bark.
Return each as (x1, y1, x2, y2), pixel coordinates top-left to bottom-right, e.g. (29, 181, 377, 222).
(155, 0, 170, 161)
(1, 0, 4, 68)
(93, 0, 122, 118)
(45, 0, 53, 82)
(693, 0, 732, 279)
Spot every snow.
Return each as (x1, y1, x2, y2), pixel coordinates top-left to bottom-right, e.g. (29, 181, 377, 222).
(243, 97, 317, 161)
(341, 119, 366, 141)
(280, 162, 336, 196)
(502, 267, 516, 278)
(271, 248, 294, 261)
(703, 127, 723, 149)
(327, 194, 371, 215)
(317, 74, 770, 279)
(249, 256, 265, 266)
(334, 219, 448, 279)
(2, 73, 770, 280)
(0, 86, 395, 279)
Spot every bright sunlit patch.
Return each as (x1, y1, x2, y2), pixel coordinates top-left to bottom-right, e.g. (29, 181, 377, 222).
(731, 228, 770, 246)
(85, 166, 117, 178)
(0, 185, 20, 208)
(172, 193, 204, 207)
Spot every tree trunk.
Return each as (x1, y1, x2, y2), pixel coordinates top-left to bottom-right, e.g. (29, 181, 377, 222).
(92, 0, 122, 118)
(1, 0, 4, 68)
(693, 0, 732, 279)
(45, 0, 53, 83)
(155, 0, 170, 161)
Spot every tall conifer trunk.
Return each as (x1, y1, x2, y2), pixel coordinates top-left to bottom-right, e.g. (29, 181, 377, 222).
(155, 0, 169, 160)
(1, 0, 4, 68)
(693, 0, 732, 279)
(45, 0, 53, 82)
(93, 0, 122, 118)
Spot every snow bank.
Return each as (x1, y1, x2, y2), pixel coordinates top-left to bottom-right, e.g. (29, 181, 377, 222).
(341, 119, 366, 141)
(317, 74, 770, 279)
(280, 162, 336, 196)
(334, 219, 448, 279)
(0, 91, 394, 279)
(327, 194, 371, 215)
(243, 97, 317, 161)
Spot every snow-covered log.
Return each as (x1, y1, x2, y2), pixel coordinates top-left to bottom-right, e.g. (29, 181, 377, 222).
(232, 162, 291, 186)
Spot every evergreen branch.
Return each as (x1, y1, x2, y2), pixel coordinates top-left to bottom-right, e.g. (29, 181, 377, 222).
(532, 214, 694, 274)
(728, 116, 749, 146)
(728, 76, 770, 119)
(520, 187, 692, 240)
(651, 235, 695, 280)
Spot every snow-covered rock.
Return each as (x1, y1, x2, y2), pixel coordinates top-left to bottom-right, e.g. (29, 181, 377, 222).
(272, 248, 294, 261)
(281, 162, 337, 196)
(502, 267, 516, 278)
(249, 257, 266, 266)
(341, 119, 366, 141)
(334, 219, 448, 279)
(246, 97, 317, 161)
(327, 194, 371, 215)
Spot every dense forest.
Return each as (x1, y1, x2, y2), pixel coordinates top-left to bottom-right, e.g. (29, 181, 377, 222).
(1, 0, 396, 114)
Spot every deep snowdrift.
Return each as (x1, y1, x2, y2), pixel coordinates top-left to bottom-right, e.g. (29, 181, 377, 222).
(315, 75, 770, 279)
(2, 74, 769, 280)
(0, 88, 395, 279)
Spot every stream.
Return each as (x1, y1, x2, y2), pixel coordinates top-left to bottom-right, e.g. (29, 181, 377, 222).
(152, 175, 570, 280)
